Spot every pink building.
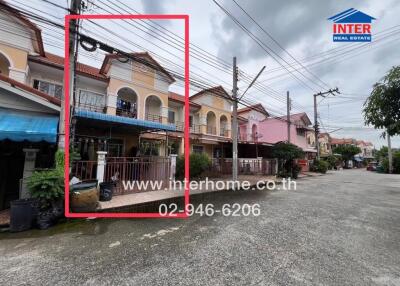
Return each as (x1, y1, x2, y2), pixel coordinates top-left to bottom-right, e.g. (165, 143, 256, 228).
(258, 112, 317, 158)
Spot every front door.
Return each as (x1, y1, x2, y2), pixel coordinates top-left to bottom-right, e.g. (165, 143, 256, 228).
(0, 141, 24, 210)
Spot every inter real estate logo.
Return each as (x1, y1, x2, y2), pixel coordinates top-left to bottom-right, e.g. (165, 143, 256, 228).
(328, 8, 376, 42)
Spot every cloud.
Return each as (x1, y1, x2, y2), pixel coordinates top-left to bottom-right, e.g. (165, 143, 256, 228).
(212, 0, 369, 61)
(141, 0, 170, 14)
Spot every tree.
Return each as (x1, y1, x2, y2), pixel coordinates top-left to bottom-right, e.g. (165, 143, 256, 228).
(375, 146, 388, 161)
(333, 145, 361, 168)
(271, 142, 304, 178)
(363, 66, 400, 173)
(363, 66, 400, 136)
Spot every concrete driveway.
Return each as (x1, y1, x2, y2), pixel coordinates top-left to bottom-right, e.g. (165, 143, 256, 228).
(1, 169, 399, 285)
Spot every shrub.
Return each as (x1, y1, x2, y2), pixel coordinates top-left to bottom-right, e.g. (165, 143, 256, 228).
(27, 149, 65, 210)
(271, 142, 304, 178)
(326, 155, 338, 169)
(27, 169, 64, 210)
(381, 152, 400, 174)
(176, 153, 211, 180)
(292, 164, 302, 179)
(311, 159, 329, 174)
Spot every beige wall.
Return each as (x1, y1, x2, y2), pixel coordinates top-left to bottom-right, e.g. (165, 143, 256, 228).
(0, 43, 28, 70)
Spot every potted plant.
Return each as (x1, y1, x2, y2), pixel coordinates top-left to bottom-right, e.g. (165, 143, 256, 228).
(27, 150, 65, 229)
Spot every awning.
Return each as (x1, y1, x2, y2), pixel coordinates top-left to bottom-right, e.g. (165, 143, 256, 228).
(75, 108, 176, 132)
(0, 108, 58, 143)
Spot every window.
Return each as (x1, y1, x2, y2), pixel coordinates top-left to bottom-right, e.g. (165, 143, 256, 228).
(296, 128, 305, 136)
(78, 90, 105, 111)
(33, 79, 63, 99)
(168, 110, 175, 124)
(193, 145, 204, 154)
(189, 115, 193, 127)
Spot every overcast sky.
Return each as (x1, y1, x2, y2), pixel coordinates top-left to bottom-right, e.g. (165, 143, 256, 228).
(16, 0, 400, 148)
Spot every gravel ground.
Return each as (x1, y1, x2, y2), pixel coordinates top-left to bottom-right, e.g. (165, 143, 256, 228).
(0, 169, 399, 286)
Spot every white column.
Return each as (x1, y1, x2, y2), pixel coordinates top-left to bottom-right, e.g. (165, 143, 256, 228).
(107, 93, 117, 109)
(21, 149, 39, 199)
(96, 151, 107, 183)
(170, 154, 177, 180)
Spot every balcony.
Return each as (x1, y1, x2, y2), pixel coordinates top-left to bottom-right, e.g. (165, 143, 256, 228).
(116, 88, 138, 118)
(145, 113, 162, 123)
(116, 99, 137, 118)
(238, 133, 248, 141)
(206, 126, 217, 135)
(76, 90, 106, 113)
(220, 128, 229, 137)
(174, 122, 201, 133)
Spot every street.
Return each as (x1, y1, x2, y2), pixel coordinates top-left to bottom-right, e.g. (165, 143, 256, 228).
(1, 169, 400, 286)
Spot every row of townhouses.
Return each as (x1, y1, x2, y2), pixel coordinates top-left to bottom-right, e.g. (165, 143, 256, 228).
(319, 133, 374, 159)
(0, 3, 319, 210)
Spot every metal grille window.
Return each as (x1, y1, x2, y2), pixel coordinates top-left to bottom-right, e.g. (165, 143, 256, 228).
(168, 110, 175, 124)
(189, 115, 193, 127)
(33, 79, 63, 99)
(78, 90, 105, 111)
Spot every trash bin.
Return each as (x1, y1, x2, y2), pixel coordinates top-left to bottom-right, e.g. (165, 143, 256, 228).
(10, 198, 38, 232)
(99, 182, 114, 202)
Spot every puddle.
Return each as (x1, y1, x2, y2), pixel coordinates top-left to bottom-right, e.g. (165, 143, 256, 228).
(0, 218, 116, 240)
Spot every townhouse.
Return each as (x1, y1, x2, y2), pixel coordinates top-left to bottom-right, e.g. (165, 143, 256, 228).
(258, 112, 317, 158)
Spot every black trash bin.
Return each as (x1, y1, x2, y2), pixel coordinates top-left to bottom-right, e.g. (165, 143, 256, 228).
(99, 182, 114, 201)
(10, 198, 38, 232)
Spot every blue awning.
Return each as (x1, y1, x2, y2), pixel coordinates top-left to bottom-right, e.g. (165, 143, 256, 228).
(0, 108, 58, 143)
(75, 108, 176, 132)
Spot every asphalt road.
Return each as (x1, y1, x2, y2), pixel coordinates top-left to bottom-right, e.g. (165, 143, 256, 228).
(1, 169, 400, 286)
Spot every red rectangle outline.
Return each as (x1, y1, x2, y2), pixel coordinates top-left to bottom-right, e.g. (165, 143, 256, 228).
(64, 14, 190, 218)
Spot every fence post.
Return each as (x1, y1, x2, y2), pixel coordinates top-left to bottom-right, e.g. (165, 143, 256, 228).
(170, 154, 177, 181)
(274, 158, 279, 175)
(96, 151, 107, 183)
(257, 157, 263, 174)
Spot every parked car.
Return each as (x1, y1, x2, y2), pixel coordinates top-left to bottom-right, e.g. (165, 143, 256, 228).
(367, 161, 378, 171)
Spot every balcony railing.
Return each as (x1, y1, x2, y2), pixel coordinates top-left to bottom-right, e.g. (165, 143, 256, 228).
(238, 133, 248, 141)
(116, 99, 137, 118)
(207, 126, 217, 135)
(75, 102, 106, 113)
(145, 113, 162, 123)
(76, 91, 106, 113)
(220, 128, 229, 137)
(173, 122, 201, 133)
(190, 124, 201, 134)
(175, 121, 184, 131)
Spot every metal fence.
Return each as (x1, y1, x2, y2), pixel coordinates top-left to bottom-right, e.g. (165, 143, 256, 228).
(104, 157, 171, 195)
(212, 158, 277, 176)
(71, 160, 98, 180)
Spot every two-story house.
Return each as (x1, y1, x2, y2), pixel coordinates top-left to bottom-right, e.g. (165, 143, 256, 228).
(0, 2, 181, 206)
(237, 103, 272, 157)
(258, 112, 317, 159)
(0, 3, 62, 210)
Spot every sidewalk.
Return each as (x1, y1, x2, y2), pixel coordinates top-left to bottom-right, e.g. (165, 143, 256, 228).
(97, 175, 278, 211)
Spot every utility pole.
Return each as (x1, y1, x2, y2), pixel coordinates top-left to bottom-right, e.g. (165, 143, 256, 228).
(287, 91, 291, 143)
(313, 88, 339, 159)
(231, 58, 264, 181)
(387, 130, 393, 174)
(59, 0, 81, 150)
(232, 57, 239, 181)
(313, 93, 319, 159)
